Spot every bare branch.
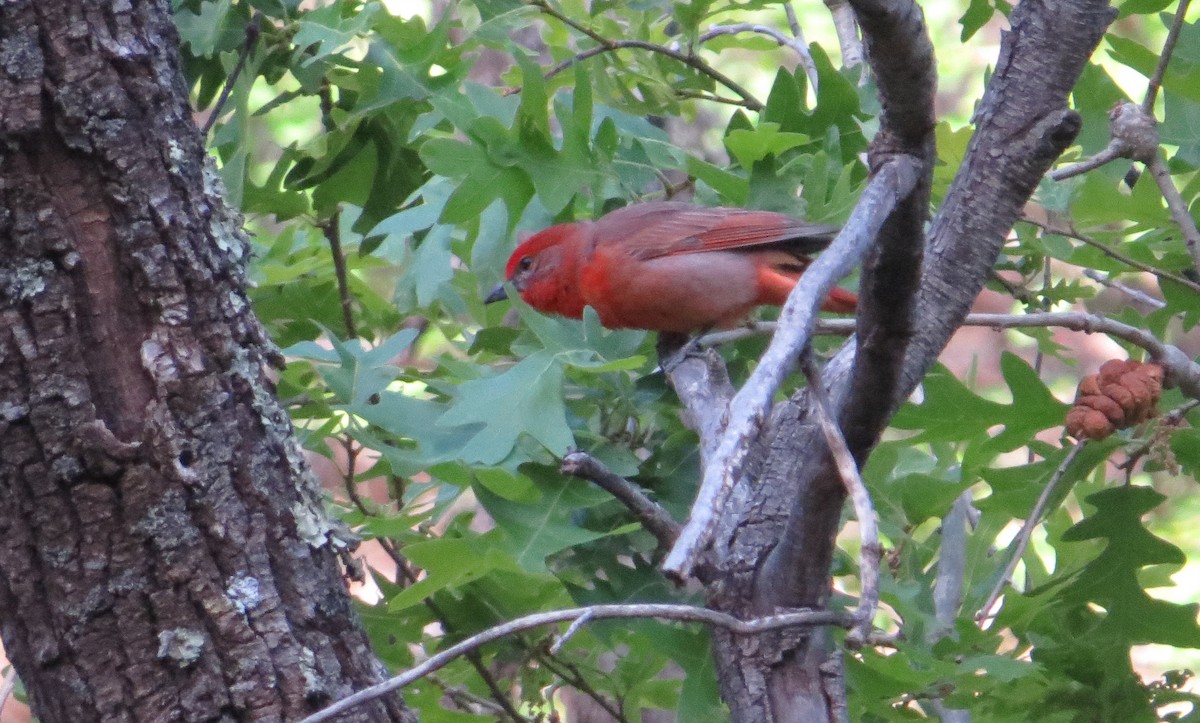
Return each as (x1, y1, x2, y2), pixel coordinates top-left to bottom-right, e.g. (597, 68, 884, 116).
(1049, 101, 1159, 180)
(321, 213, 357, 339)
(824, 0, 863, 68)
(299, 604, 854, 723)
(1147, 154, 1200, 278)
(661, 155, 922, 581)
(977, 442, 1086, 623)
(200, 15, 262, 135)
(802, 354, 881, 649)
(1143, 0, 1193, 114)
(1082, 269, 1166, 309)
(704, 311, 1200, 402)
(931, 492, 973, 638)
(550, 608, 594, 654)
(968, 312, 1200, 399)
(926, 492, 974, 723)
(781, 3, 821, 90)
(660, 340, 736, 465)
(1021, 216, 1200, 295)
(560, 451, 681, 549)
(700, 23, 818, 91)
(1048, 142, 1128, 181)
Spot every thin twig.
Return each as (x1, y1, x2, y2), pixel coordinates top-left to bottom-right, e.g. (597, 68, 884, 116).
(1147, 154, 1200, 279)
(1047, 142, 1127, 181)
(989, 270, 1039, 306)
(317, 79, 358, 339)
(200, 14, 262, 135)
(801, 354, 880, 648)
(1020, 216, 1200, 295)
(357, 486, 529, 721)
(1143, 0, 1193, 114)
(1051, 101, 1158, 181)
(527, 0, 608, 45)
(531, 652, 625, 722)
(550, 608, 594, 654)
(322, 214, 357, 338)
(671, 89, 755, 108)
(1117, 399, 1200, 477)
(298, 605, 853, 723)
(699, 22, 818, 91)
(785, 3, 820, 90)
(541, 39, 763, 111)
(1082, 269, 1166, 309)
(701, 311, 1200, 401)
(661, 155, 921, 581)
(429, 675, 510, 717)
(977, 442, 1087, 623)
(560, 451, 680, 549)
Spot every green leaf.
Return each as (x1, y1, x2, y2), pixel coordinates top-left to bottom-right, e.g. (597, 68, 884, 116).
(724, 122, 810, 169)
(437, 351, 574, 463)
(284, 328, 418, 407)
(473, 464, 617, 572)
(960, 0, 997, 41)
(387, 535, 518, 610)
(686, 156, 748, 205)
(1054, 486, 1200, 648)
(893, 354, 1069, 465)
(174, 0, 240, 57)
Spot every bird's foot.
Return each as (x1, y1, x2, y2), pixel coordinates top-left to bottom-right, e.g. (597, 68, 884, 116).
(656, 329, 710, 374)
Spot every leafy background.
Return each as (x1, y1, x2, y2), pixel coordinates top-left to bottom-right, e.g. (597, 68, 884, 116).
(148, 0, 1200, 719)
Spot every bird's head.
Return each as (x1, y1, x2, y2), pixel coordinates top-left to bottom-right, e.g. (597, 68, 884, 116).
(485, 224, 587, 317)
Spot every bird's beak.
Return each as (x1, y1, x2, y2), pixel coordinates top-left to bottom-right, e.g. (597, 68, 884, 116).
(484, 283, 509, 304)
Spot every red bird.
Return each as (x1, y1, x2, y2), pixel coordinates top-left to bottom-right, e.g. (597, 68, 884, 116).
(485, 201, 857, 333)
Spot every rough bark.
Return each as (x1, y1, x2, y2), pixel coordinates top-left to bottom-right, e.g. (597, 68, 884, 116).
(0, 2, 412, 721)
(701, 1, 1116, 721)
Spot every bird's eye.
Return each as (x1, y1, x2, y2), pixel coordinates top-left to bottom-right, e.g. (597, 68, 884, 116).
(517, 256, 533, 272)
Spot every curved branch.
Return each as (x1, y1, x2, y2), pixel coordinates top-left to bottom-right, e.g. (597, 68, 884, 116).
(967, 311, 1200, 399)
(700, 23, 818, 90)
(802, 355, 880, 649)
(661, 155, 922, 580)
(842, 0, 937, 453)
(299, 604, 853, 723)
(560, 451, 680, 549)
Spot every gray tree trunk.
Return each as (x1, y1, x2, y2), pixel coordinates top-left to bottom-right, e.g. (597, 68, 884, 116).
(0, 2, 412, 721)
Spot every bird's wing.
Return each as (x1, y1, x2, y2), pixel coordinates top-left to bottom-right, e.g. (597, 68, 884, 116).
(595, 202, 839, 261)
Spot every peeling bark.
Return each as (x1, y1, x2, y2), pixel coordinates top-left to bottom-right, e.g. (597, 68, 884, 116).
(0, 2, 412, 721)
